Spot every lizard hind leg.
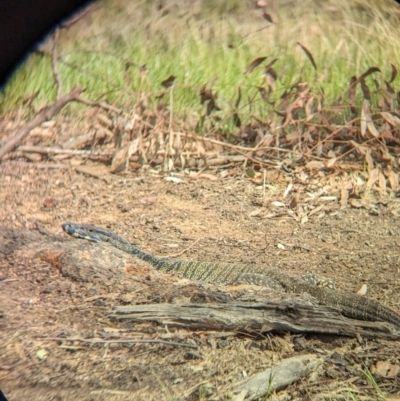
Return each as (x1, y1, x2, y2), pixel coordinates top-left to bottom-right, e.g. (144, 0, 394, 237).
(236, 273, 285, 291)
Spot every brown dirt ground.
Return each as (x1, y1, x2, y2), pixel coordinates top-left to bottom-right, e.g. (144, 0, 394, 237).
(1, 160, 400, 400)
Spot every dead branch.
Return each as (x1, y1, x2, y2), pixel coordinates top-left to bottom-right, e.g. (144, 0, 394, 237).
(61, 3, 96, 29)
(77, 97, 122, 114)
(0, 85, 83, 160)
(38, 336, 197, 349)
(231, 355, 322, 400)
(0, 160, 69, 169)
(60, 128, 109, 150)
(51, 29, 62, 99)
(16, 145, 112, 163)
(110, 295, 400, 341)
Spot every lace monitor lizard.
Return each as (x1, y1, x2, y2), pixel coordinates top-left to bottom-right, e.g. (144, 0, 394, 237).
(62, 223, 400, 329)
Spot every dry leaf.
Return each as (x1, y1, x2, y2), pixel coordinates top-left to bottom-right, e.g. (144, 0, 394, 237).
(165, 176, 181, 183)
(351, 140, 368, 155)
(374, 361, 400, 378)
(387, 170, 399, 190)
(378, 172, 386, 192)
(173, 131, 182, 152)
(196, 140, 206, 158)
(340, 189, 349, 209)
(244, 56, 267, 74)
(361, 100, 379, 137)
(360, 100, 368, 136)
(265, 72, 276, 91)
(305, 96, 315, 121)
(300, 214, 308, 224)
(262, 11, 273, 23)
(288, 194, 298, 209)
(359, 66, 381, 81)
(283, 183, 293, 198)
(249, 209, 262, 217)
(297, 42, 317, 71)
(348, 76, 357, 109)
(272, 201, 285, 207)
(366, 168, 380, 190)
(367, 120, 380, 138)
(381, 112, 400, 128)
(365, 150, 374, 172)
(161, 75, 176, 88)
(305, 160, 324, 170)
(388, 64, 397, 84)
(110, 138, 139, 173)
(308, 204, 325, 217)
(319, 196, 337, 202)
(326, 157, 337, 168)
(360, 78, 371, 100)
(356, 284, 368, 295)
(349, 199, 363, 208)
(196, 173, 218, 181)
(180, 154, 186, 169)
(139, 197, 157, 205)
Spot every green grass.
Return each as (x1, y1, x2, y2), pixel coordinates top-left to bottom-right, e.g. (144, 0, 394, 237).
(1, 0, 400, 131)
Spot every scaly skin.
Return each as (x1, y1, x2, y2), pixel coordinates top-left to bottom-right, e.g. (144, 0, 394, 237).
(62, 223, 400, 328)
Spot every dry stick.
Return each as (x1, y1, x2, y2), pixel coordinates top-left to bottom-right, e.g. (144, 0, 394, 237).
(187, 133, 305, 165)
(228, 147, 277, 167)
(39, 336, 197, 349)
(240, 23, 272, 45)
(306, 118, 359, 156)
(14, 146, 247, 167)
(77, 96, 122, 114)
(169, 85, 174, 135)
(51, 28, 62, 99)
(0, 160, 69, 169)
(334, 136, 377, 162)
(60, 3, 96, 29)
(0, 85, 83, 160)
(16, 145, 111, 157)
(167, 238, 201, 258)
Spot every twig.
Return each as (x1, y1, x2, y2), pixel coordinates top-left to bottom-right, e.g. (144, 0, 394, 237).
(38, 336, 197, 349)
(167, 238, 201, 258)
(227, 146, 277, 167)
(0, 85, 83, 160)
(334, 136, 376, 162)
(188, 133, 302, 157)
(51, 29, 62, 99)
(16, 145, 112, 158)
(77, 97, 122, 114)
(240, 23, 272, 45)
(307, 118, 359, 155)
(61, 3, 96, 29)
(1, 152, 70, 169)
(182, 381, 210, 399)
(0, 160, 68, 169)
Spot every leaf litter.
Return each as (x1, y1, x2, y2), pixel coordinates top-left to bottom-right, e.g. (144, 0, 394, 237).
(1, 7, 400, 398)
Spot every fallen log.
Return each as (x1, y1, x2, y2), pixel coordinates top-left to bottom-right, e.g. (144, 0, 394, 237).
(110, 292, 400, 341)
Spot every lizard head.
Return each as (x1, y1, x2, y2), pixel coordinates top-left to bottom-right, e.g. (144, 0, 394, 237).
(62, 223, 132, 248)
(62, 223, 104, 243)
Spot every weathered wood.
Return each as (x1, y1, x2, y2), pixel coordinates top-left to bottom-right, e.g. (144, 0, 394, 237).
(231, 355, 322, 400)
(110, 294, 400, 340)
(0, 85, 83, 160)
